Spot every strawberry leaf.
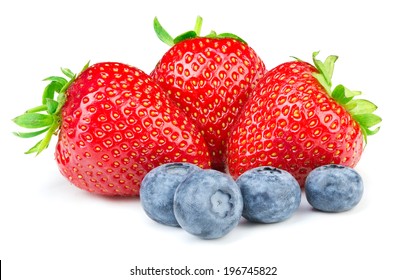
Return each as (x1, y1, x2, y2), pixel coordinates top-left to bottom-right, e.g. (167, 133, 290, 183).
(43, 76, 68, 85)
(172, 16, 204, 44)
(309, 51, 382, 143)
(61, 67, 75, 79)
(13, 63, 87, 155)
(13, 127, 50, 138)
(173, 31, 197, 44)
(13, 113, 54, 129)
(353, 113, 382, 128)
(353, 113, 382, 143)
(345, 99, 377, 115)
(217, 33, 247, 44)
(154, 16, 248, 46)
(81, 61, 90, 73)
(323, 55, 338, 82)
(332, 84, 361, 105)
(24, 139, 44, 154)
(154, 17, 175, 46)
(205, 30, 218, 38)
(42, 81, 63, 104)
(25, 104, 48, 114)
(313, 72, 332, 95)
(312, 51, 338, 93)
(46, 99, 59, 114)
(363, 126, 380, 136)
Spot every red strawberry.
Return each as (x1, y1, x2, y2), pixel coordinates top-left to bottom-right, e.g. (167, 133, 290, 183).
(151, 16, 266, 171)
(13, 62, 211, 196)
(226, 52, 381, 186)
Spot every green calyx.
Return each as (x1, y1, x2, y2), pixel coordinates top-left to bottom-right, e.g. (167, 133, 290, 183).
(12, 62, 89, 155)
(310, 51, 381, 143)
(153, 16, 247, 46)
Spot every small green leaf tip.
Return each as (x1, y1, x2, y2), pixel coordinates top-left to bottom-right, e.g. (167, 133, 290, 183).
(154, 17, 174, 46)
(153, 16, 247, 46)
(12, 62, 89, 155)
(311, 52, 381, 143)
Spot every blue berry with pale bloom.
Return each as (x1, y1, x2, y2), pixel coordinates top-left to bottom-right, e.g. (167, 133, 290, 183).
(140, 162, 201, 227)
(174, 169, 243, 239)
(236, 166, 301, 223)
(305, 164, 363, 212)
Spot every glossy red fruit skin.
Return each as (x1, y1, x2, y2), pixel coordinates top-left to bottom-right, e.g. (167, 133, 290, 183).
(55, 62, 210, 196)
(226, 61, 363, 187)
(151, 38, 266, 171)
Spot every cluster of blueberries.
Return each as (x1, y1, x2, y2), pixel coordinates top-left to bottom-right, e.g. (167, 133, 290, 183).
(140, 163, 363, 240)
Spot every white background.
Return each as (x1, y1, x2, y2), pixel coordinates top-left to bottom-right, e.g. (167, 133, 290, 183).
(1, 0, 404, 279)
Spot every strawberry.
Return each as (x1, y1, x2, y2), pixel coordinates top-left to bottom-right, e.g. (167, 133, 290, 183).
(151, 16, 266, 171)
(13, 62, 211, 196)
(226, 52, 381, 187)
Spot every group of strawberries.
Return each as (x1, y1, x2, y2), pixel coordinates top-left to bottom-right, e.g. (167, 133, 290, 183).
(13, 17, 381, 196)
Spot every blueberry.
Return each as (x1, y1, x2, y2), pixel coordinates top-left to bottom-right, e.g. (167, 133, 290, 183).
(236, 166, 301, 223)
(173, 169, 243, 239)
(140, 162, 201, 227)
(305, 164, 364, 212)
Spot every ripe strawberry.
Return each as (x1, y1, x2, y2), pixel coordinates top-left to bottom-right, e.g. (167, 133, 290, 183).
(13, 62, 211, 196)
(226, 52, 381, 187)
(151, 16, 266, 171)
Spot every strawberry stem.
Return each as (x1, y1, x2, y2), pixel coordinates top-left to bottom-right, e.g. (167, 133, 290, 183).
(12, 62, 89, 155)
(194, 16, 203, 36)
